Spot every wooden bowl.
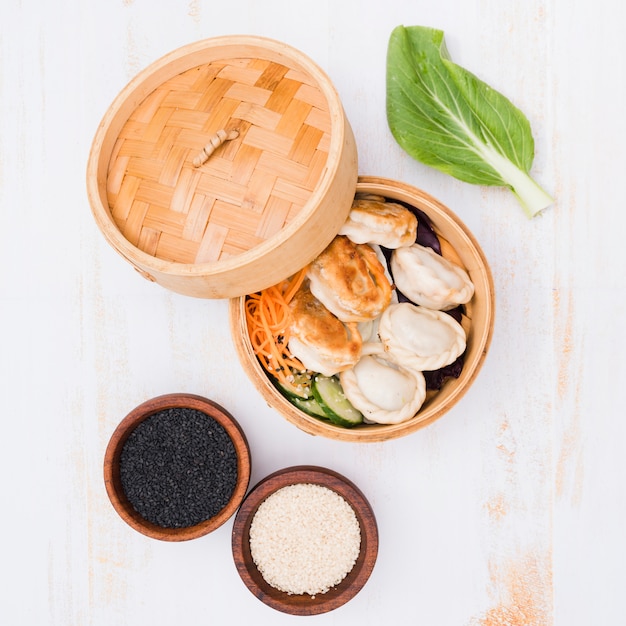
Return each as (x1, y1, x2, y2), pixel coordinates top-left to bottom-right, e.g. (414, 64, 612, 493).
(229, 176, 495, 442)
(103, 393, 251, 541)
(87, 35, 357, 298)
(231, 465, 378, 615)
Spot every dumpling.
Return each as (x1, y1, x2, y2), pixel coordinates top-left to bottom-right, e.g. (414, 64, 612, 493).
(339, 354, 426, 424)
(288, 283, 362, 377)
(357, 319, 376, 343)
(369, 243, 398, 305)
(307, 235, 392, 322)
(338, 198, 418, 248)
(358, 316, 385, 354)
(378, 302, 466, 371)
(391, 243, 474, 311)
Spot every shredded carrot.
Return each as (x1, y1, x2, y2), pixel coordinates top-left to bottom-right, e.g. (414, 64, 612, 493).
(245, 267, 309, 389)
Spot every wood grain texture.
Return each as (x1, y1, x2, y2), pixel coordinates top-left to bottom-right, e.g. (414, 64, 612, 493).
(1, 0, 625, 625)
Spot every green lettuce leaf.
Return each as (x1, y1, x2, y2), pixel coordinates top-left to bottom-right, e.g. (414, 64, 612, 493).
(386, 25, 553, 217)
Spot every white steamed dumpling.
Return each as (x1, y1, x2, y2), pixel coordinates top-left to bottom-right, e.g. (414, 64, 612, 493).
(378, 302, 466, 372)
(339, 354, 426, 424)
(391, 243, 474, 311)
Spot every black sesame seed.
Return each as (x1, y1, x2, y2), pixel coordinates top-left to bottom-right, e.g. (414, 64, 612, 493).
(119, 407, 238, 528)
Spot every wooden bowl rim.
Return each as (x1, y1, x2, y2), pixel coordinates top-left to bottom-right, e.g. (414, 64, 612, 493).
(86, 34, 351, 277)
(231, 465, 378, 615)
(103, 392, 251, 541)
(229, 175, 496, 442)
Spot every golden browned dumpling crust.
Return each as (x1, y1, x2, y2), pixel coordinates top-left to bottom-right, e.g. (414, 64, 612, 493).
(288, 282, 362, 376)
(307, 236, 393, 322)
(339, 198, 418, 248)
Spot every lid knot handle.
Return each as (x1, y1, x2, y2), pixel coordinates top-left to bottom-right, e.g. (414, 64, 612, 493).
(193, 129, 240, 167)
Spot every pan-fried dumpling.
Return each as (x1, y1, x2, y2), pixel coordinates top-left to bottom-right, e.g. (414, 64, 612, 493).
(391, 243, 474, 311)
(288, 283, 362, 377)
(308, 236, 392, 322)
(378, 302, 466, 371)
(338, 198, 418, 249)
(339, 353, 426, 424)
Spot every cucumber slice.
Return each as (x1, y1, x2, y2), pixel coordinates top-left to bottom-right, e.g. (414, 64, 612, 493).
(312, 375, 363, 428)
(273, 374, 313, 400)
(289, 395, 329, 419)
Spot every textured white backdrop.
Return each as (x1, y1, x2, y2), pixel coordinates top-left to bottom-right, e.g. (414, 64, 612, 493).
(1, 1, 623, 624)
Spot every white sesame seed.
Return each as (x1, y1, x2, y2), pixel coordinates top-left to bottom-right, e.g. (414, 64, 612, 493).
(249, 483, 361, 596)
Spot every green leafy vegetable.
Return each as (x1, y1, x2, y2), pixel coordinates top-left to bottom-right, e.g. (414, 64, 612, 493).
(386, 25, 553, 218)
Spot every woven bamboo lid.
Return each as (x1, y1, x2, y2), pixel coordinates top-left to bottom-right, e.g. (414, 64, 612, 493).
(87, 36, 358, 298)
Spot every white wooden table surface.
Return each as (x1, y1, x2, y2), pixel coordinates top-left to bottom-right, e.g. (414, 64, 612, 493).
(2, 1, 623, 624)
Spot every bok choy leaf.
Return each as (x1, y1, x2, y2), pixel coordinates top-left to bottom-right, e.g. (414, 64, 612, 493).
(386, 25, 553, 218)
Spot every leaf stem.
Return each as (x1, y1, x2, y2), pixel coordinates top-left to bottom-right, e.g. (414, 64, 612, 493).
(510, 171, 554, 219)
(479, 143, 553, 218)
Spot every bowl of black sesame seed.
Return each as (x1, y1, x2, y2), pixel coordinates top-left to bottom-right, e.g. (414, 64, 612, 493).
(103, 393, 251, 541)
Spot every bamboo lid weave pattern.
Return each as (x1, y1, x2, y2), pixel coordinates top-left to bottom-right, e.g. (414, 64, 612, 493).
(106, 57, 332, 265)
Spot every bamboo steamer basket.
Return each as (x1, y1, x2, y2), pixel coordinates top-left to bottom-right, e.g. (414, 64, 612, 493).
(87, 36, 357, 298)
(229, 177, 495, 443)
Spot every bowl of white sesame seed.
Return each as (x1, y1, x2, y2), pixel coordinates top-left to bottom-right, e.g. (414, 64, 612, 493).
(231, 465, 378, 615)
